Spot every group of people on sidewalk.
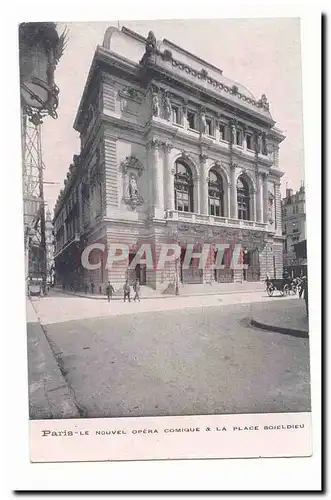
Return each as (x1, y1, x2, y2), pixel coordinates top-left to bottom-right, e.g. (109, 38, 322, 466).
(105, 279, 141, 303)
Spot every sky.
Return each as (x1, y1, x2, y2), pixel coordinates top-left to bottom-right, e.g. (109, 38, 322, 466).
(40, 18, 305, 211)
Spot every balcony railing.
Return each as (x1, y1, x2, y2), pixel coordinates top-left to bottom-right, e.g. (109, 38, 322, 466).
(165, 210, 268, 230)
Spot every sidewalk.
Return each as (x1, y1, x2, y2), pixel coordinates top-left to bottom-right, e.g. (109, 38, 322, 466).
(251, 299, 309, 338)
(54, 281, 265, 301)
(26, 299, 81, 419)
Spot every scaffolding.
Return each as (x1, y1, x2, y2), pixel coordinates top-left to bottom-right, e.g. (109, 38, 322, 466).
(22, 113, 47, 293)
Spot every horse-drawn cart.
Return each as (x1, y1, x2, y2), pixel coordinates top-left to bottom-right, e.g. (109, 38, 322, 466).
(265, 278, 292, 297)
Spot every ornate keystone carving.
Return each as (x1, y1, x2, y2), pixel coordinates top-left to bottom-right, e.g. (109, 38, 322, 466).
(199, 153, 208, 163)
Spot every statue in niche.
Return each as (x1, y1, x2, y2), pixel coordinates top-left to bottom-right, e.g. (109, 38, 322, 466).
(163, 91, 172, 121)
(255, 133, 262, 153)
(268, 191, 274, 223)
(152, 92, 160, 117)
(231, 122, 236, 144)
(123, 171, 143, 209)
(129, 173, 138, 199)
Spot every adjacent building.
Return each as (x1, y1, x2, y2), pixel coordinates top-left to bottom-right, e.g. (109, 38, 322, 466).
(53, 26, 285, 292)
(45, 209, 55, 284)
(282, 184, 307, 276)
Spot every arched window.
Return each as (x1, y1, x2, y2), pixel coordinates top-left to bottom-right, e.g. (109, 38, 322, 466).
(208, 169, 224, 217)
(237, 176, 250, 220)
(174, 160, 193, 212)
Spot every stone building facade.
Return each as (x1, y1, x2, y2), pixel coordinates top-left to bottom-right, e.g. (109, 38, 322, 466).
(282, 184, 306, 276)
(53, 26, 285, 292)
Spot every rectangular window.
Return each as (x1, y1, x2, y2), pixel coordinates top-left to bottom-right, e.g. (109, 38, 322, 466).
(172, 105, 180, 124)
(206, 118, 213, 136)
(246, 134, 253, 150)
(236, 129, 242, 146)
(219, 123, 226, 141)
(187, 110, 197, 130)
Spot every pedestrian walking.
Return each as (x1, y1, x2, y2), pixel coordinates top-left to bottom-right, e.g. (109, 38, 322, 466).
(123, 281, 131, 302)
(91, 281, 95, 294)
(106, 281, 115, 302)
(133, 280, 141, 302)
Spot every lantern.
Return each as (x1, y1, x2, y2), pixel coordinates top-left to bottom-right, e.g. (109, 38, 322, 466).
(19, 22, 66, 124)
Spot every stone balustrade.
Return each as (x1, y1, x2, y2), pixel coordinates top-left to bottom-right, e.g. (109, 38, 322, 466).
(165, 210, 268, 231)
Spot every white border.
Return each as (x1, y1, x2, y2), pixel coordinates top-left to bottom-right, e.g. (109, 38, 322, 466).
(2, 1, 322, 492)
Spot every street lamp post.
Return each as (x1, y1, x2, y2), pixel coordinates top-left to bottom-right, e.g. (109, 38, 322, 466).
(175, 257, 180, 295)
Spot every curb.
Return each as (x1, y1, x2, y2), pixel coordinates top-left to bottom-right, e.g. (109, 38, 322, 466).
(54, 288, 265, 301)
(250, 318, 309, 339)
(28, 299, 82, 419)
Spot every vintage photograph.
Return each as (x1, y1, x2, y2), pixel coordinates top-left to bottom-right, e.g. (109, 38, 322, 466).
(20, 18, 311, 460)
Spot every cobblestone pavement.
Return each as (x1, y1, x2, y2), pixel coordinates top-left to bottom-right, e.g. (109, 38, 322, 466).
(30, 293, 311, 418)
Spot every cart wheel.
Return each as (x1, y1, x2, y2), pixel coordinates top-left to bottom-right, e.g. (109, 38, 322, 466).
(283, 284, 290, 296)
(267, 286, 274, 297)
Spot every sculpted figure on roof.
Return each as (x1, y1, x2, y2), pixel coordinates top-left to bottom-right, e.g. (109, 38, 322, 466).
(146, 30, 157, 55)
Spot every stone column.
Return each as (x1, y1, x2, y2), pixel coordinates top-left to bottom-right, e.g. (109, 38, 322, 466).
(199, 154, 209, 215)
(251, 188, 257, 221)
(148, 139, 164, 217)
(242, 126, 247, 150)
(163, 142, 174, 212)
(262, 172, 269, 223)
(255, 173, 263, 222)
(230, 162, 238, 219)
(193, 174, 200, 214)
(181, 102, 188, 129)
(227, 181, 231, 217)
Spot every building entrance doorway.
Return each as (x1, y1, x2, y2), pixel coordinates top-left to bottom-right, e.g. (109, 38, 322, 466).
(136, 263, 146, 285)
(128, 253, 146, 284)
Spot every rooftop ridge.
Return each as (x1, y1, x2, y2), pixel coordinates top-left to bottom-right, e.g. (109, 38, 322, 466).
(163, 38, 223, 75)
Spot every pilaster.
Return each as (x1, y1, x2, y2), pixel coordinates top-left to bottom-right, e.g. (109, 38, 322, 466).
(199, 154, 209, 215)
(147, 138, 164, 218)
(230, 162, 238, 218)
(256, 172, 263, 222)
(163, 142, 174, 211)
(262, 172, 269, 224)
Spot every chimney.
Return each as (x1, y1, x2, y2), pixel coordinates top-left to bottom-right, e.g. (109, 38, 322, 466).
(286, 188, 293, 198)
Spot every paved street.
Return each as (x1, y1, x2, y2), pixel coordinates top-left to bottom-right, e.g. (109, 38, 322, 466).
(28, 292, 311, 418)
